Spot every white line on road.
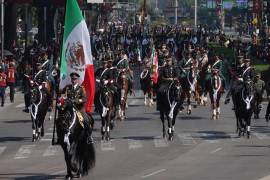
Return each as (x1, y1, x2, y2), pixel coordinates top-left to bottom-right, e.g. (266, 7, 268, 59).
(178, 133, 196, 145)
(141, 169, 166, 178)
(129, 99, 140, 105)
(253, 132, 270, 140)
(0, 146, 6, 156)
(128, 139, 143, 150)
(15, 103, 25, 108)
(101, 141, 115, 151)
(40, 138, 52, 142)
(43, 145, 60, 157)
(154, 137, 168, 148)
(210, 148, 222, 154)
(14, 145, 36, 159)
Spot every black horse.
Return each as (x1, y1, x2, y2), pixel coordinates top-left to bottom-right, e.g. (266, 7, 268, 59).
(140, 68, 154, 106)
(94, 84, 116, 141)
(30, 84, 50, 142)
(56, 97, 96, 179)
(233, 79, 255, 138)
(157, 80, 183, 141)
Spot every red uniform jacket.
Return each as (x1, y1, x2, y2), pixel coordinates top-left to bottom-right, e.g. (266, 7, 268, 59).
(7, 67, 15, 83)
(0, 72, 7, 87)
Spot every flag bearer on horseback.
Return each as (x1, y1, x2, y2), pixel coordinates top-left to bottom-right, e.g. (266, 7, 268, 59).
(64, 72, 87, 111)
(157, 56, 179, 110)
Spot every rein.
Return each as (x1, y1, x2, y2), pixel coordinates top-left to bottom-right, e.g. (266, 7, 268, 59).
(167, 81, 178, 119)
(241, 87, 253, 110)
(211, 75, 221, 101)
(187, 69, 196, 92)
(30, 88, 43, 120)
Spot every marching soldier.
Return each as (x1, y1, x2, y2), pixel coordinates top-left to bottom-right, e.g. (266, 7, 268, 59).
(0, 66, 7, 107)
(265, 74, 270, 121)
(7, 62, 16, 103)
(254, 74, 265, 119)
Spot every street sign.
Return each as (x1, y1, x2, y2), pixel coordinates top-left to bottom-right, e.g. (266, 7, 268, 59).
(87, 0, 103, 3)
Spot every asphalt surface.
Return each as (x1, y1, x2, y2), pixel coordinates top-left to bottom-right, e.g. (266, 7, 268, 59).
(1, 68, 270, 180)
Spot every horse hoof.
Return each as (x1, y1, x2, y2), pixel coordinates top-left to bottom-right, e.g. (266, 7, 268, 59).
(168, 134, 173, 141)
(32, 135, 36, 142)
(65, 175, 73, 180)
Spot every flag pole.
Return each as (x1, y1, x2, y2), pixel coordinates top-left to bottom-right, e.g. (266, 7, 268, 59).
(52, 0, 67, 146)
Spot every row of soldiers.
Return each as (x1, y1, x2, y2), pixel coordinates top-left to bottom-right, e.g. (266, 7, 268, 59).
(0, 61, 16, 107)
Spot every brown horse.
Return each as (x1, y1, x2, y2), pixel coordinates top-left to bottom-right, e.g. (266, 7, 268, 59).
(117, 71, 130, 120)
(140, 68, 154, 106)
(206, 70, 224, 120)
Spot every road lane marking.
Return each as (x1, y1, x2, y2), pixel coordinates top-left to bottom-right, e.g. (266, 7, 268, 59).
(253, 132, 270, 140)
(15, 103, 25, 108)
(43, 145, 60, 157)
(141, 169, 166, 178)
(210, 148, 222, 154)
(154, 137, 168, 148)
(14, 145, 36, 159)
(40, 138, 52, 142)
(45, 132, 53, 136)
(128, 139, 143, 150)
(178, 133, 196, 145)
(101, 141, 115, 151)
(129, 99, 140, 105)
(0, 146, 6, 156)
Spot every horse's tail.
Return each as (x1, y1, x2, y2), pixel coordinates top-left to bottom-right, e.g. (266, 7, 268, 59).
(70, 127, 96, 176)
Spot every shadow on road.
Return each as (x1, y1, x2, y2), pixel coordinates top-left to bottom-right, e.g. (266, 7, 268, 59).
(0, 173, 63, 180)
(0, 137, 31, 143)
(3, 120, 31, 124)
(122, 136, 156, 141)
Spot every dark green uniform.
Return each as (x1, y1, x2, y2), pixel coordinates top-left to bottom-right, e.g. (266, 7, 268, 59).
(64, 84, 87, 111)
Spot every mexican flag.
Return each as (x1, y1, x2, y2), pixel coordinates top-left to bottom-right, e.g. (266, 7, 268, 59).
(150, 46, 158, 84)
(60, 0, 95, 113)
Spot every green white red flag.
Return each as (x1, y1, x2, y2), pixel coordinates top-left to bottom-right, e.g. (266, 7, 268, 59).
(151, 47, 158, 84)
(60, 0, 95, 112)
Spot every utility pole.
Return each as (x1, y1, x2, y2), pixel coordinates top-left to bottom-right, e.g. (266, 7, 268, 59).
(175, 0, 178, 25)
(1, 0, 4, 60)
(195, 0, 197, 31)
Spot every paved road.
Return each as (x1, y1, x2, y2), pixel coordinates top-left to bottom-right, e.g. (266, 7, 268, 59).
(1, 69, 270, 180)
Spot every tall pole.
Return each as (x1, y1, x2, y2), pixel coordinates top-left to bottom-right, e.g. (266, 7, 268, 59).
(44, 7, 47, 44)
(24, 5, 28, 60)
(1, 0, 4, 60)
(195, 0, 197, 31)
(175, 0, 178, 25)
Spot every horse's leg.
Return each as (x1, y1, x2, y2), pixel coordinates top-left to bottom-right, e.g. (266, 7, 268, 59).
(31, 115, 37, 142)
(216, 94, 221, 119)
(106, 115, 110, 141)
(167, 114, 173, 141)
(144, 92, 147, 106)
(246, 115, 251, 139)
(101, 117, 106, 140)
(149, 89, 154, 106)
(61, 143, 73, 179)
(160, 111, 166, 138)
(187, 93, 192, 115)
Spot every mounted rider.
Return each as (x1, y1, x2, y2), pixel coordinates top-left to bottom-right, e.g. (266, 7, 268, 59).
(115, 50, 133, 94)
(33, 62, 52, 109)
(157, 55, 179, 110)
(211, 55, 225, 90)
(178, 53, 196, 80)
(63, 72, 87, 112)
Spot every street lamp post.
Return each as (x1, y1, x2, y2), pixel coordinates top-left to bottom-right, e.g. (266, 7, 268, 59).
(1, 0, 4, 60)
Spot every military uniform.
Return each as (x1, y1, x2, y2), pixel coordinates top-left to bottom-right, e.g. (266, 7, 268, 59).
(158, 64, 179, 93)
(64, 84, 87, 111)
(178, 57, 194, 79)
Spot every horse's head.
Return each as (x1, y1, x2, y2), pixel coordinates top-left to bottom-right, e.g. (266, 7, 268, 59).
(30, 85, 41, 104)
(169, 81, 182, 102)
(243, 79, 254, 97)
